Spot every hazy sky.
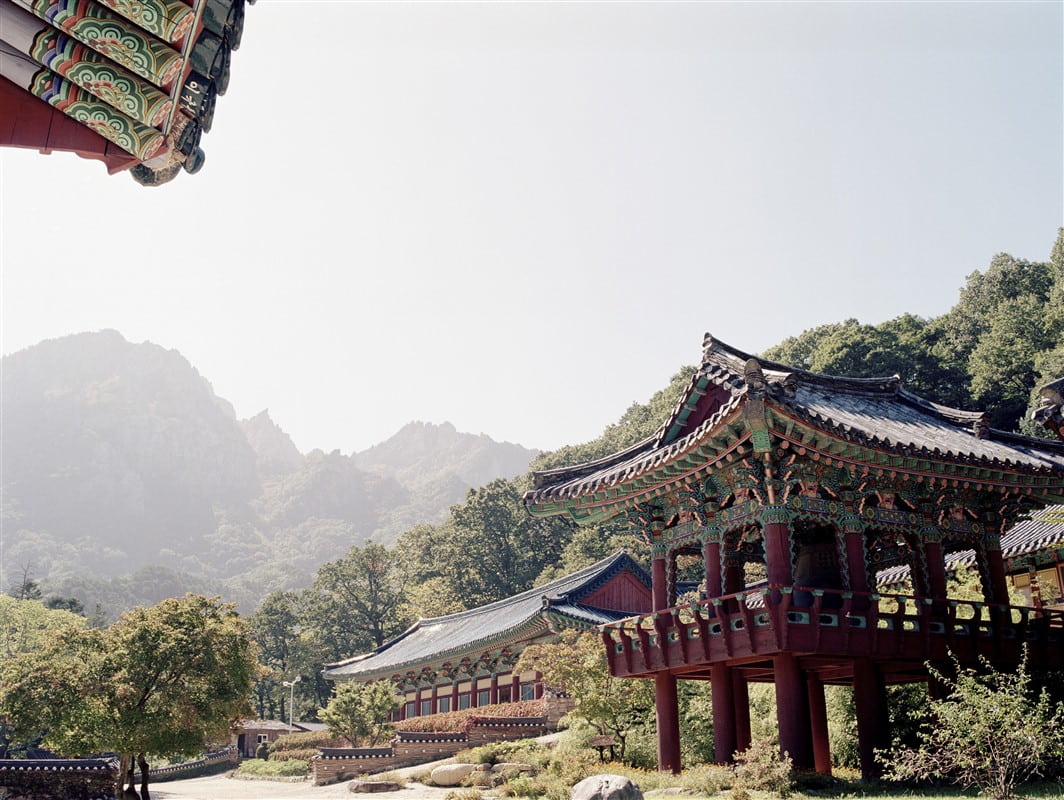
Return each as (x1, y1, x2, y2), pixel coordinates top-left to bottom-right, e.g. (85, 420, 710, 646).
(1, 1, 1061, 455)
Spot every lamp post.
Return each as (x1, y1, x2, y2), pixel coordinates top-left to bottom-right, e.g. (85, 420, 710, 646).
(282, 676, 302, 733)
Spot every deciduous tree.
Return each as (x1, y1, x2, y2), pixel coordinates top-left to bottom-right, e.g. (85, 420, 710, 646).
(318, 680, 397, 746)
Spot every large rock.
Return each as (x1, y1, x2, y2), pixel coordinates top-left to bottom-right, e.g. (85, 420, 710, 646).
(570, 774, 643, 800)
(349, 779, 402, 793)
(491, 762, 536, 774)
(430, 763, 478, 786)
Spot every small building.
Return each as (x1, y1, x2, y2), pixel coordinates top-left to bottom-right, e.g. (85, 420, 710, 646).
(322, 551, 652, 719)
(233, 719, 319, 758)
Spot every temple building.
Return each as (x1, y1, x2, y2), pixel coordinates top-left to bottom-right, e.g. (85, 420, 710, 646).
(1, 0, 251, 183)
(524, 333, 1064, 778)
(322, 552, 652, 720)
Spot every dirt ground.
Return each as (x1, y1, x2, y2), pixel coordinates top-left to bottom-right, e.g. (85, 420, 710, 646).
(151, 775, 454, 800)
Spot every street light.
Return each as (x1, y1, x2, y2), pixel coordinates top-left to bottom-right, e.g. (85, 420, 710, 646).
(282, 676, 302, 733)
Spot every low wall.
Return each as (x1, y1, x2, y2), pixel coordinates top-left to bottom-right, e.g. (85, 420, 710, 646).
(311, 718, 549, 785)
(150, 748, 238, 782)
(0, 758, 115, 800)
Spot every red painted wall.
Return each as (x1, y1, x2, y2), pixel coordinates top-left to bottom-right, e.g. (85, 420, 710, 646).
(582, 572, 652, 614)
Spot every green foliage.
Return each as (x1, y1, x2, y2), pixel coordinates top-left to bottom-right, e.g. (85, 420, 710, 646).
(269, 729, 341, 753)
(235, 757, 309, 777)
(885, 653, 1064, 800)
(318, 680, 397, 745)
(255, 741, 269, 760)
(732, 738, 795, 798)
(0, 594, 257, 798)
(0, 595, 86, 659)
(517, 631, 654, 762)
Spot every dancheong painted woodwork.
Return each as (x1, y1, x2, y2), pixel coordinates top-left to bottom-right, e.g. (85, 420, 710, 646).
(321, 552, 652, 722)
(524, 333, 1064, 779)
(0, 0, 249, 183)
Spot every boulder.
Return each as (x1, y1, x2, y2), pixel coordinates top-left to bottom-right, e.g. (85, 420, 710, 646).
(349, 779, 402, 793)
(430, 763, 478, 786)
(570, 774, 643, 800)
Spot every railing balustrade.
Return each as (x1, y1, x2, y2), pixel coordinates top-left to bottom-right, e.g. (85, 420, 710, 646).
(600, 587, 1064, 677)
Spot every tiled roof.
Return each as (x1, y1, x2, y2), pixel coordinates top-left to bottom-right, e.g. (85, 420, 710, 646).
(322, 551, 649, 680)
(527, 333, 1064, 508)
(878, 506, 1064, 588)
(0, 0, 251, 183)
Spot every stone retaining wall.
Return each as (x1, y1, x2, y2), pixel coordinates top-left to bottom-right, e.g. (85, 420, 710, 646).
(311, 718, 550, 785)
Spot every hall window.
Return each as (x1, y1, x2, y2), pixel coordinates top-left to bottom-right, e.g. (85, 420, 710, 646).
(438, 696, 451, 713)
(458, 692, 470, 710)
(478, 689, 491, 706)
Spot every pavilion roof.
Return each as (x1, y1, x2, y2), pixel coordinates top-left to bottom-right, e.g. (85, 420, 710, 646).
(526, 333, 1064, 520)
(0, 0, 251, 183)
(322, 551, 649, 681)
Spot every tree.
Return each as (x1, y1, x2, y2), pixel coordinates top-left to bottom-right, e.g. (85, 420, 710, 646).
(0, 595, 85, 659)
(318, 680, 397, 746)
(885, 652, 1064, 800)
(517, 630, 654, 762)
(0, 594, 257, 800)
(308, 542, 408, 661)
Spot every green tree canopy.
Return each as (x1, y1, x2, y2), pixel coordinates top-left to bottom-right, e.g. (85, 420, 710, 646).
(318, 680, 397, 746)
(0, 594, 257, 800)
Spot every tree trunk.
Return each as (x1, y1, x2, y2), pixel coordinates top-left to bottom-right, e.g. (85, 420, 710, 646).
(123, 754, 139, 799)
(137, 753, 151, 800)
(115, 754, 130, 800)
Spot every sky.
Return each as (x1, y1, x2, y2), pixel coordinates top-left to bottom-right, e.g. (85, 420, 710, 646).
(1, 1, 1062, 455)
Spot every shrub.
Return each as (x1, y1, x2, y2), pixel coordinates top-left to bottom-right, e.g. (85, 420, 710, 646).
(395, 699, 548, 733)
(732, 738, 794, 798)
(680, 763, 733, 795)
(270, 729, 343, 753)
(255, 741, 269, 760)
(885, 652, 1064, 800)
(269, 747, 317, 762)
(444, 787, 483, 800)
(236, 758, 309, 778)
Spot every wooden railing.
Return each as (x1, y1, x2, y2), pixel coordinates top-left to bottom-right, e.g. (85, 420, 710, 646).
(600, 587, 1064, 678)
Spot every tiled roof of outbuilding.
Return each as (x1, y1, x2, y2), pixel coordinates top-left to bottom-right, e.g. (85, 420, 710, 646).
(322, 551, 649, 681)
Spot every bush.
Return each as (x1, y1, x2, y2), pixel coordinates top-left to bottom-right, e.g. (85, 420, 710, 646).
(255, 741, 269, 760)
(444, 788, 483, 800)
(395, 699, 548, 733)
(270, 729, 343, 753)
(885, 653, 1064, 800)
(456, 739, 551, 766)
(732, 738, 794, 798)
(236, 758, 309, 778)
(269, 747, 317, 762)
(680, 763, 733, 795)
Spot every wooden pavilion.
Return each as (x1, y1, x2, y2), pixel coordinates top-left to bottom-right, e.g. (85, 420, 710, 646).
(524, 333, 1064, 778)
(0, 0, 251, 183)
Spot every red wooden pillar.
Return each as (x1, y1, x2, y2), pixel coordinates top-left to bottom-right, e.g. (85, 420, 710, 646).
(853, 657, 888, 779)
(652, 552, 669, 611)
(711, 664, 736, 764)
(986, 547, 1010, 604)
(430, 684, 439, 715)
(511, 673, 521, 701)
(489, 673, 499, 705)
(733, 672, 751, 753)
(655, 673, 682, 773)
(763, 518, 794, 588)
(844, 527, 869, 610)
(924, 537, 948, 615)
(806, 674, 832, 775)
(534, 672, 544, 699)
(773, 652, 813, 769)
(470, 681, 479, 708)
(451, 681, 459, 711)
(397, 696, 406, 721)
(704, 540, 723, 599)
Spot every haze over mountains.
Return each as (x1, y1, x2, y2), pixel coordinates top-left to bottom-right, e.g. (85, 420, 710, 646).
(1, 331, 538, 617)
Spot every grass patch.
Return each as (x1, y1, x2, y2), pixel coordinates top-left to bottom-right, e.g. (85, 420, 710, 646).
(234, 758, 309, 779)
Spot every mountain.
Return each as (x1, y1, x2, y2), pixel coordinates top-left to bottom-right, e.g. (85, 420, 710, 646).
(354, 420, 538, 490)
(1, 331, 538, 617)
